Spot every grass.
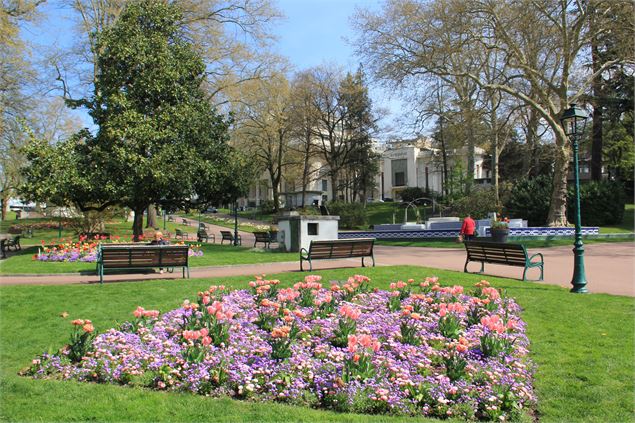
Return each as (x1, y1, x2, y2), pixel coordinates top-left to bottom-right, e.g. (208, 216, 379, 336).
(0, 266, 632, 422)
(601, 203, 634, 233)
(1, 217, 198, 246)
(0, 243, 297, 275)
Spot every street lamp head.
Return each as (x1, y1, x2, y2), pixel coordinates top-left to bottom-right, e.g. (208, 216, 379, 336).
(559, 103, 588, 138)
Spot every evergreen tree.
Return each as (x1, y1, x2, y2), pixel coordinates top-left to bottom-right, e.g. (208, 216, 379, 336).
(21, 0, 247, 239)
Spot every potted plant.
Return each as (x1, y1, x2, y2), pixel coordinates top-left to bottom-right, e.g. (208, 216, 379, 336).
(490, 217, 510, 243)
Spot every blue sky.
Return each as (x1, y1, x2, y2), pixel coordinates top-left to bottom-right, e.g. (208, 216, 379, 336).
(22, 0, 407, 138)
(274, 0, 365, 69)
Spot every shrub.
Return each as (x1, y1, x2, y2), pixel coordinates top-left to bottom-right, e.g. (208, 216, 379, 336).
(504, 175, 553, 226)
(567, 180, 626, 226)
(327, 201, 367, 229)
(448, 186, 500, 219)
(259, 200, 276, 214)
(398, 187, 426, 203)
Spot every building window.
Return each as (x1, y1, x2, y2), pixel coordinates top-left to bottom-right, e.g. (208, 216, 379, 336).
(392, 159, 407, 186)
(322, 194, 328, 202)
(308, 223, 318, 235)
(321, 179, 328, 192)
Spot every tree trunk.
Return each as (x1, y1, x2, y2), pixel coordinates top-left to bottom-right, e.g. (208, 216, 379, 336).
(300, 130, 312, 208)
(591, 105, 603, 181)
(269, 167, 282, 213)
(590, 10, 603, 181)
(489, 97, 501, 205)
(439, 117, 449, 196)
(524, 107, 539, 177)
(132, 207, 145, 242)
(271, 173, 280, 212)
(330, 169, 340, 201)
(464, 107, 475, 194)
(0, 196, 6, 221)
(546, 146, 570, 226)
(492, 137, 500, 205)
(146, 205, 157, 228)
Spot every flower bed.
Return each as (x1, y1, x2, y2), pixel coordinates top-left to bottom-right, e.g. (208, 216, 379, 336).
(22, 276, 535, 420)
(34, 241, 203, 263)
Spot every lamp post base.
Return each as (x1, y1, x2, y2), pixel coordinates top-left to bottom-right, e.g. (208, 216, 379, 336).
(570, 245, 589, 293)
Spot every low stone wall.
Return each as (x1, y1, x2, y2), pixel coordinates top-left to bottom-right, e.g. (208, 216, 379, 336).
(339, 226, 600, 240)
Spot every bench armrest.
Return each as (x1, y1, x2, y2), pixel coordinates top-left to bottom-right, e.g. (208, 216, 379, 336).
(529, 252, 544, 264)
(300, 248, 309, 258)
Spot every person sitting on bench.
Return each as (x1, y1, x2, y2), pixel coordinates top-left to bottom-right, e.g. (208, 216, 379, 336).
(150, 231, 169, 273)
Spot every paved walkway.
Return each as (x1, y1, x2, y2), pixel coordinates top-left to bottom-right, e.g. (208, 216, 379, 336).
(1, 242, 633, 297)
(171, 215, 261, 247)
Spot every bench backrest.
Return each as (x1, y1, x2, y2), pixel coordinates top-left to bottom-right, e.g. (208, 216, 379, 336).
(198, 229, 208, 236)
(253, 231, 271, 241)
(308, 238, 374, 259)
(465, 241, 528, 266)
(221, 231, 233, 240)
(99, 245, 189, 268)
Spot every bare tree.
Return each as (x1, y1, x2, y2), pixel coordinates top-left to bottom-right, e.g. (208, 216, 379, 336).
(354, 0, 634, 225)
(233, 74, 295, 212)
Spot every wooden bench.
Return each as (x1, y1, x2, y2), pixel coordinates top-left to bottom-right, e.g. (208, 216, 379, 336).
(464, 240, 544, 281)
(181, 218, 189, 226)
(197, 229, 215, 243)
(220, 230, 241, 245)
(300, 238, 376, 271)
(6, 235, 21, 251)
(253, 231, 272, 248)
(96, 244, 190, 284)
(0, 239, 7, 259)
(175, 229, 189, 240)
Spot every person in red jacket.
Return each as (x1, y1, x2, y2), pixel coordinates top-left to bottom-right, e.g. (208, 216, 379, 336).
(460, 214, 476, 241)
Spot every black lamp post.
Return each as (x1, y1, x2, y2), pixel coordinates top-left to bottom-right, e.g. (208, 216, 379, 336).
(233, 201, 239, 246)
(559, 103, 589, 293)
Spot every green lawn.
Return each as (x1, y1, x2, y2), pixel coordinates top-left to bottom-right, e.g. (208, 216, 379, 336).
(0, 243, 297, 275)
(601, 203, 634, 233)
(0, 266, 632, 422)
(1, 217, 198, 246)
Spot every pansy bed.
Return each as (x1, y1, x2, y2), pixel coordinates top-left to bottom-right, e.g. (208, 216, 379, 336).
(34, 240, 203, 263)
(23, 276, 535, 421)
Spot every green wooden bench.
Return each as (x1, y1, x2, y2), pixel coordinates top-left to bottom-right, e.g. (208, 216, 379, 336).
(6, 235, 21, 251)
(220, 230, 241, 245)
(96, 244, 189, 284)
(464, 240, 544, 281)
(253, 231, 272, 248)
(175, 229, 189, 240)
(197, 229, 215, 243)
(300, 238, 375, 271)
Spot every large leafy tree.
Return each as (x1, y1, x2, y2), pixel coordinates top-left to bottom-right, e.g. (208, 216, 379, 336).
(354, 0, 634, 226)
(21, 0, 246, 239)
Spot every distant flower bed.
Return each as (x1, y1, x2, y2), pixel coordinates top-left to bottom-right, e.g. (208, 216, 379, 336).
(23, 276, 535, 420)
(8, 221, 67, 234)
(34, 240, 203, 263)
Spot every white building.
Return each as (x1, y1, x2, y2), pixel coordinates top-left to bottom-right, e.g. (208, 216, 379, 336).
(376, 137, 490, 200)
(239, 137, 490, 208)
